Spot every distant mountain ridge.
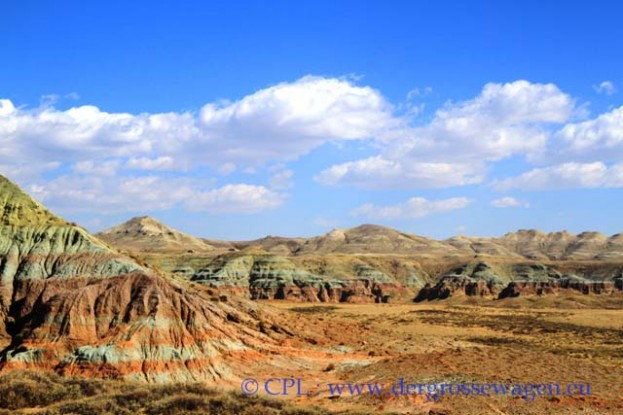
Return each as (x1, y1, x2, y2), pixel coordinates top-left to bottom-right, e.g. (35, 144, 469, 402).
(100, 217, 623, 261)
(448, 229, 623, 260)
(98, 217, 623, 304)
(97, 216, 216, 253)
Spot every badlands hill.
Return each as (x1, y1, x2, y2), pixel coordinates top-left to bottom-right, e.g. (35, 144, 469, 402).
(100, 217, 623, 260)
(97, 215, 216, 254)
(99, 217, 623, 304)
(232, 235, 306, 255)
(0, 174, 310, 382)
(302, 225, 623, 260)
(447, 229, 623, 260)
(297, 224, 456, 256)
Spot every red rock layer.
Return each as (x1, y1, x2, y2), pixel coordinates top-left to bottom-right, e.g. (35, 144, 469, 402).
(1, 272, 294, 382)
(249, 280, 410, 303)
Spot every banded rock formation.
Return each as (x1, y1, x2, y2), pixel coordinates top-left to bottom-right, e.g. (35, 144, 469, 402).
(189, 251, 411, 303)
(98, 217, 623, 304)
(417, 262, 623, 301)
(0, 175, 297, 382)
(415, 262, 507, 301)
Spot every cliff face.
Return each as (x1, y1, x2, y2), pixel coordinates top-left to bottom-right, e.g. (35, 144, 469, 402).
(0, 175, 294, 381)
(415, 262, 508, 301)
(416, 261, 623, 302)
(189, 252, 412, 303)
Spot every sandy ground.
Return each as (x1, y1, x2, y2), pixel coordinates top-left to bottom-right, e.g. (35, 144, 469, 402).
(249, 298, 623, 414)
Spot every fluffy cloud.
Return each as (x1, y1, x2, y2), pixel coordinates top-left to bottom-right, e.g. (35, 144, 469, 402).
(494, 162, 623, 190)
(73, 160, 120, 176)
(0, 79, 578, 196)
(318, 80, 575, 189)
(593, 81, 616, 95)
(0, 102, 195, 167)
(198, 76, 395, 163)
(552, 106, 623, 162)
(0, 99, 15, 116)
(30, 175, 284, 214)
(268, 166, 294, 190)
(30, 175, 194, 212)
(186, 184, 284, 213)
(3, 77, 622, 219)
(491, 197, 530, 208)
(316, 156, 486, 189)
(350, 196, 471, 219)
(494, 105, 623, 192)
(0, 76, 392, 215)
(0, 76, 394, 171)
(389, 80, 575, 163)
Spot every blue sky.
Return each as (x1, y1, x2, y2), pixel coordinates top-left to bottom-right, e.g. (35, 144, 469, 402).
(1, 1, 622, 240)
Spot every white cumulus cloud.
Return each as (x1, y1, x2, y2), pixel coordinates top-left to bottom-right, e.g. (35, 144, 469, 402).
(552, 106, 623, 162)
(186, 184, 285, 213)
(350, 196, 471, 219)
(318, 80, 575, 189)
(126, 156, 176, 171)
(493, 162, 623, 190)
(29, 175, 284, 214)
(0, 76, 394, 172)
(316, 156, 486, 189)
(4, 76, 623, 219)
(268, 167, 294, 190)
(491, 197, 530, 208)
(199, 76, 396, 162)
(0, 76, 393, 215)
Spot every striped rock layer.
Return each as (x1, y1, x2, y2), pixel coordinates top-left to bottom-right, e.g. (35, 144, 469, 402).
(0, 175, 291, 381)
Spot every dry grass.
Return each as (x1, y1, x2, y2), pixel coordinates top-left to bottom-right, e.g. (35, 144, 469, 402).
(289, 305, 339, 314)
(0, 371, 375, 415)
(269, 301, 623, 414)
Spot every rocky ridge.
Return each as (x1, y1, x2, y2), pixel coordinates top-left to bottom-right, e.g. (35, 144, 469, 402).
(417, 262, 623, 301)
(98, 218, 623, 304)
(100, 217, 623, 260)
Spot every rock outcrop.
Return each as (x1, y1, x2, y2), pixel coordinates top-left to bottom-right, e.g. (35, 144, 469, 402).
(189, 251, 409, 303)
(0, 175, 296, 382)
(415, 262, 507, 301)
(499, 278, 618, 298)
(416, 261, 623, 301)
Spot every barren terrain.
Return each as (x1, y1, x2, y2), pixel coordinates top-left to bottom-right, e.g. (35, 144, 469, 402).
(265, 299, 623, 414)
(5, 299, 621, 414)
